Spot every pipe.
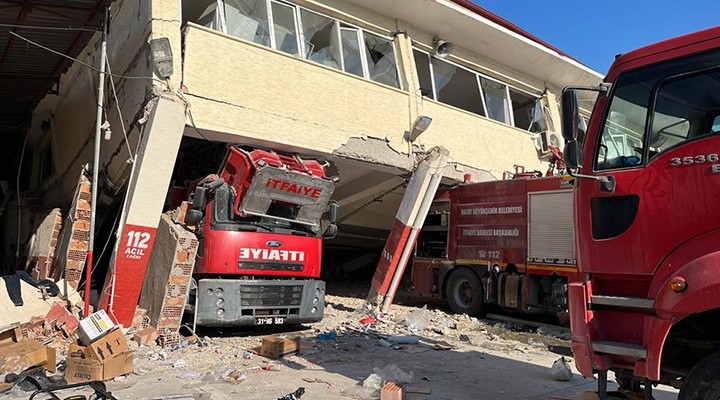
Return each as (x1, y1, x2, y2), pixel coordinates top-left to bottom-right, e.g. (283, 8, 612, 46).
(85, 7, 109, 318)
(15, 132, 27, 269)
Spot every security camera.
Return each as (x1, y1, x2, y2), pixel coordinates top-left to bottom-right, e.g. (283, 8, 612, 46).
(433, 36, 454, 58)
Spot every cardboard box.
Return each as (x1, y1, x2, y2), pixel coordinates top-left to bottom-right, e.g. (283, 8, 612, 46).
(65, 342, 134, 383)
(260, 336, 300, 359)
(0, 322, 21, 345)
(78, 310, 115, 346)
(0, 339, 56, 374)
(85, 328, 129, 363)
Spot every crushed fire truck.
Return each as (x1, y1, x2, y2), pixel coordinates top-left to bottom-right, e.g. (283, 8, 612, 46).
(410, 169, 582, 320)
(181, 145, 338, 327)
(561, 27, 720, 398)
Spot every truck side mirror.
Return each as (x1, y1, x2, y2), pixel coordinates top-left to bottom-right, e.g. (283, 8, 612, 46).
(561, 89, 580, 141)
(563, 140, 583, 169)
(185, 209, 203, 225)
(328, 201, 339, 225)
(191, 187, 207, 210)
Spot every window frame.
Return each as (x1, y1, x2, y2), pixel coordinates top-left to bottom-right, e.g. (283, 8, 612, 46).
(412, 46, 541, 129)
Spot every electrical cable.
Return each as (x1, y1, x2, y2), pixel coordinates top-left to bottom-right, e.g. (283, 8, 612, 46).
(185, 106, 212, 142)
(76, 195, 123, 288)
(105, 56, 134, 160)
(3, 28, 167, 83)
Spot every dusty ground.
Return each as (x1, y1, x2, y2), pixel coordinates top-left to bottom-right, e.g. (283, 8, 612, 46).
(3, 284, 679, 400)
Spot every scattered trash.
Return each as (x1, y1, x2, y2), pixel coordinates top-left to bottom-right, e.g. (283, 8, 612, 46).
(261, 361, 281, 371)
(278, 387, 305, 400)
(364, 364, 414, 393)
(551, 357, 573, 381)
(403, 305, 430, 332)
(432, 341, 457, 351)
(316, 331, 338, 341)
(241, 351, 253, 360)
(528, 339, 545, 348)
(176, 371, 202, 380)
(222, 369, 248, 384)
(302, 377, 335, 389)
(459, 334, 471, 343)
(377, 339, 392, 347)
(173, 359, 187, 369)
(386, 336, 419, 345)
(359, 316, 376, 325)
(260, 336, 300, 358)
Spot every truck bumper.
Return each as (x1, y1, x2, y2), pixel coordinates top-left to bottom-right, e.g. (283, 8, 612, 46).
(195, 279, 325, 327)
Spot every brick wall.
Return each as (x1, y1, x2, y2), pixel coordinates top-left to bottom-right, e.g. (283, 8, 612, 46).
(138, 214, 198, 346)
(53, 171, 92, 287)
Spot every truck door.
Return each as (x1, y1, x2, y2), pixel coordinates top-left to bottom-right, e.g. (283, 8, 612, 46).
(577, 49, 720, 276)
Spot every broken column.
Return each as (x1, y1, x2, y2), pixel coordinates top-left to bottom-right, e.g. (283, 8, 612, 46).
(99, 94, 187, 326)
(138, 214, 198, 347)
(53, 171, 92, 287)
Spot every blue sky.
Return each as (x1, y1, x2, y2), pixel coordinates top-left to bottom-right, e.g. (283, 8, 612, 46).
(473, 1, 719, 73)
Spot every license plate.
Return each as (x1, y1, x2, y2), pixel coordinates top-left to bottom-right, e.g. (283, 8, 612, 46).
(255, 317, 285, 325)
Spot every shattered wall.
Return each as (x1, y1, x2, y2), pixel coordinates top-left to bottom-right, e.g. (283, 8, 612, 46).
(53, 171, 92, 288)
(24, 209, 63, 280)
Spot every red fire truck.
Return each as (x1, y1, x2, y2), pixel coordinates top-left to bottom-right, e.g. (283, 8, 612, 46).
(182, 145, 338, 327)
(561, 27, 720, 398)
(411, 173, 582, 319)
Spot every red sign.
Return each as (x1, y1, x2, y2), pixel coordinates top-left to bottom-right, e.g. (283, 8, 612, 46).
(265, 178, 321, 198)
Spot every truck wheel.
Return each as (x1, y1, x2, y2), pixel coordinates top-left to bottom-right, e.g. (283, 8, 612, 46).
(679, 351, 720, 400)
(446, 268, 484, 316)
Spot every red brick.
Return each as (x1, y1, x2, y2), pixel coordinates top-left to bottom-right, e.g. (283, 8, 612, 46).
(381, 382, 403, 400)
(133, 327, 158, 346)
(69, 239, 88, 251)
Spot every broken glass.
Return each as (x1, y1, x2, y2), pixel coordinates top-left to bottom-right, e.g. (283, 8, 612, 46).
(225, 0, 270, 46)
(300, 9, 341, 70)
(413, 49, 434, 98)
(481, 78, 510, 123)
(510, 89, 544, 132)
(363, 32, 399, 88)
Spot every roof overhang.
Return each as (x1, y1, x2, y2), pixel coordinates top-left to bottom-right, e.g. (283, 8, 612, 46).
(345, 0, 603, 89)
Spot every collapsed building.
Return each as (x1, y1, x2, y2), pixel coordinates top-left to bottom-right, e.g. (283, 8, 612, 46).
(0, 0, 601, 328)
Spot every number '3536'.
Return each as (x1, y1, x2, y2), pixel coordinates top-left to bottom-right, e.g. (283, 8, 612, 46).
(670, 154, 719, 166)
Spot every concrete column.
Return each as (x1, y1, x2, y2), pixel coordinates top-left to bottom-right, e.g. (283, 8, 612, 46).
(99, 94, 186, 326)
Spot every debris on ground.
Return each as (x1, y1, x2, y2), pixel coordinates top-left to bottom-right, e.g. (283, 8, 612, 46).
(277, 387, 305, 400)
(551, 357, 573, 381)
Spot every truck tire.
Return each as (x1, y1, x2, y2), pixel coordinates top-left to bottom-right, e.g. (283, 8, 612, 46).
(446, 268, 485, 316)
(679, 351, 720, 400)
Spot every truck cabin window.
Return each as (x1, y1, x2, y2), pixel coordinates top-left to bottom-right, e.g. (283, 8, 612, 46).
(596, 49, 720, 170)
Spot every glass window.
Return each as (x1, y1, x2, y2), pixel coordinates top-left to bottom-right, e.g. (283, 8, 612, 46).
(413, 49, 434, 98)
(224, 0, 270, 46)
(509, 89, 545, 132)
(431, 58, 485, 116)
(650, 70, 720, 156)
(713, 115, 720, 133)
(300, 9, 341, 70)
(340, 25, 363, 77)
(189, 0, 222, 30)
(271, 1, 298, 55)
(481, 78, 510, 123)
(363, 32, 399, 88)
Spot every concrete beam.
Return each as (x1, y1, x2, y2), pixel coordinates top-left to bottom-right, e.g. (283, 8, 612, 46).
(333, 171, 404, 207)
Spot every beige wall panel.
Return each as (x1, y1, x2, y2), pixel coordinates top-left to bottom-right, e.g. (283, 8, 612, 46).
(183, 25, 411, 154)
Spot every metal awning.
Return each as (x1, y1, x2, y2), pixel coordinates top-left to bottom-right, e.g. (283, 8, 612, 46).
(0, 0, 111, 180)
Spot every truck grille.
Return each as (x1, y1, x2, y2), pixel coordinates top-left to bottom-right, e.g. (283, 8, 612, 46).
(240, 285, 303, 307)
(238, 261, 303, 272)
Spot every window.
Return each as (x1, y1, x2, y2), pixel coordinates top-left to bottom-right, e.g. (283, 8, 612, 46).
(414, 47, 545, 130)
(596, 48, 720, 170)
(413, 49, 433, 98)
(271, 1, 299, 55)
(510, 89, 545, 133)
(432, 57, 485, 116)
(300, 9, 341, 69)
(187, 0, 401, 89)
(481, 78, 510, 123)
(650, 70, 720, 155)
(340, 25, 363, 77)
(225, 0, 270, 46)
(363, 32, 398, 87)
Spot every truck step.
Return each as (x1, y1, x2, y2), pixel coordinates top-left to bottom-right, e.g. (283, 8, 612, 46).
(592, 340, 647, 359)
(591, 295, 654, 310)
